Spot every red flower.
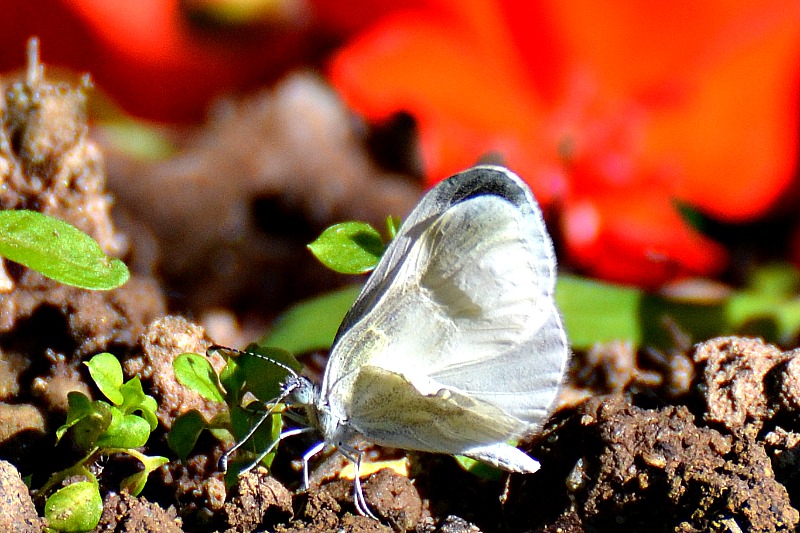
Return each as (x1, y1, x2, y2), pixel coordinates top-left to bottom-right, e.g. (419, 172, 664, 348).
(329, 0, 800, 287)
(0, 0, 417, 122)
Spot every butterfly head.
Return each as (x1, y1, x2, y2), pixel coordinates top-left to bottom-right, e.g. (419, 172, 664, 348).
(282, 375, 316, 405)
(282, 374, 354, 447)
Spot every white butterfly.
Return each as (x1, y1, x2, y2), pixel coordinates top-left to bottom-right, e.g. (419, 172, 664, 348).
(228, 165, 569, 517)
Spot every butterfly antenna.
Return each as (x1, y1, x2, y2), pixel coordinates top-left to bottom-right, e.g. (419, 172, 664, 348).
(207, 344, 300, 378)
(218, 399, 282, 473)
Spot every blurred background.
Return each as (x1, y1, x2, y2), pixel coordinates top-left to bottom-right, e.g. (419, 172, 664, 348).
(1, 0, 799, 347)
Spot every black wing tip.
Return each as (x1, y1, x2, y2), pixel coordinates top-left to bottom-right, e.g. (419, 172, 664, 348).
(441, 165, 534, 209)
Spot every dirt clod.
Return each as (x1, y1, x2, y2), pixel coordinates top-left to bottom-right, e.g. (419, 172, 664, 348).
(223, 467, 293, 532)
(124, 315, 222, 429)
(363, 468, 425, 531)
(0, 459, 44, 532)
(293, 484, 342, 531)
(0, 402, 45, 444)
(94, 491, 183, 533)
(693, 337, 795, 432)
(777, 351, 800, 413)
(552, 396, 797, 532)
(416, 515, 483, 533)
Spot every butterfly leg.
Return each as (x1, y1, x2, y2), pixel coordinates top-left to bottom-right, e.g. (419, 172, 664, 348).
(249, 426, 315, 473)
(222, 423, 315, 475)
(301, 440, 326, 490)
(339, 443, 378, 520)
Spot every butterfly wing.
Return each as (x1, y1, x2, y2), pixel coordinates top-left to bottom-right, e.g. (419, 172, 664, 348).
(319, 166, 568, 468)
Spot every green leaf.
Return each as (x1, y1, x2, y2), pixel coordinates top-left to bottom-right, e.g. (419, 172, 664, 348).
(557, 269, 800, 350)
(59, 394, 112, 450)
(95, 407, 150, 449)
(556, 275, 729, 349)
(140, 454, 170, 472)
(454, 455, 502, 480)
(119, 377, 146, 413)
(208, 426, 234, 444)
(168, 410, 208, 461)
(307, 221, 384, 274)
(0, 209, 129, 290)
(138, 394, 160, 431)
(230, 403, 282, 450)
(84, 352, 124, 405)
(119, 378, 159, 430)
(44, 480, 103, 532)
(386, 215, 401, 239)
(56, 392, 93, 443)
(556, 275, 642, 349)
(174, 353, 225, 403)
(253, 409, 282, 468)
(726, 290, 800, 343)
(120, 455, 168, 496)
(226, 403, 282, 480)
(557, 275, 721, 349)
(238, 344, 301, 402)
(207, 411, 233, 433)
(262, 285, 361, 353)
(218, 351, 244, 405)
(747, 262, 800, 298)
(119, 470, 148, 498)
(724, 263, 800, 343)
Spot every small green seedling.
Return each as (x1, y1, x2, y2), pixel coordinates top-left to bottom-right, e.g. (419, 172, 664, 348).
(0, 210, 129, 290)
(37, 352, 166, 532)
(169, 344, 301, 486)
(307, 221, 384, 274)
(307, 217, 398, 274)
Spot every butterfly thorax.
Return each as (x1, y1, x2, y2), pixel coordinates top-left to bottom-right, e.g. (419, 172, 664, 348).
(315, 393, 357, 448)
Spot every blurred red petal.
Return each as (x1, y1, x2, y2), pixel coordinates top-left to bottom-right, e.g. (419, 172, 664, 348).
(0, 0, 418, 122)
(330, 10, 542, 128)
(531, 1, 800, 220)
(329, 6, 557, 187)
(643, 4, 800, 220)
(562, 192, 727, 287)
(495, 0, 568, 104)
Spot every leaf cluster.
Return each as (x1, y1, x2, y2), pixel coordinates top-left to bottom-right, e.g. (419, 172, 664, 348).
(39, 353, 166, 532)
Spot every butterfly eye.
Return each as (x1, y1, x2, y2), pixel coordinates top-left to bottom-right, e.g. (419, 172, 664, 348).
(283, 376, 316, 406)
